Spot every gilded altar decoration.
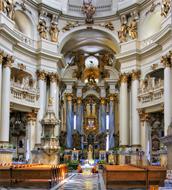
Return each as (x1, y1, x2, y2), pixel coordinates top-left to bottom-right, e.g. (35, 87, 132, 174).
(62, 21, 80, 32)
(82, 0, 96, 24)
(49, 15, 59, 43)
(128, 17, 138, 40)
(161, 0, 171, 17)
(1, 0, 15, 20)
(118, 15, 128, 43)
(37, 19, 47, 39)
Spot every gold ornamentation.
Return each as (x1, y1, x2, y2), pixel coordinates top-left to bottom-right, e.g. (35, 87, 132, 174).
(49, 72, 58, 82)
(37, 70, 47, 81)
(48, 97, 54, 106)
(62, 21, 80, 32)
(128, 18, 138, 40)
(138, 109, 150, 122)
(99, 22, 115, 31)
(119, 73, 128, 83)
(108, 94, 118, 102)
(100, 97, 106, 105)
(161, 0, 171, 17)
(131, 70, 140, 81)
(27, 111, 37, 122)
(81, 0, 96, 24)
(118, 15, 128, 43)
(3, 54, 14, 68)
(2, 0, 15, 20)
(37, 19, 47, 39)
(0, 50, 4, 64)
(77, 97, 82, 104)
(66, 93, 73, 101)
(49, 15, 59, 43)
(18, 63, 26, 70)
(161, 55, 171, 67)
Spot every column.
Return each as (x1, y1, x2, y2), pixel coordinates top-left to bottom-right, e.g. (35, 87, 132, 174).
(119, 73, 129, 146)
(109, 94, 116, 149)
(76, 97, 83, 134)
(0, 55, 13, 143)
(131, 70, 141, 146)
(36, 70, 47, 144)
(162, 55, 172, 136)
(66, 94, 73, 149)
(50, 73, 60, 137)
(0, 51, 4, 125)
(100, 97, 106, 133)
(139, 111, 151, 165)
(26, 111, 37, 163)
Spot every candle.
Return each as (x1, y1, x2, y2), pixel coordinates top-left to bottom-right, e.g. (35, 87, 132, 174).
(106, 114, 109, 130)
(74, 114, 76, 130)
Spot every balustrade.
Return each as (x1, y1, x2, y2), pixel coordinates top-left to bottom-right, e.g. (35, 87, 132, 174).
(138, 78, 164, 108)
(10, 81, 39, 108)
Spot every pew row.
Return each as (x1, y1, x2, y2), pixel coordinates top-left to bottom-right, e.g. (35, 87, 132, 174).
(0, 164, 67, 189)
(103, 165, 166, 189)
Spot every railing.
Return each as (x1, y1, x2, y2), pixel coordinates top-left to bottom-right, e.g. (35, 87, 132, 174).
(138, 80, 164, 108)
(10, 82, 39, 108)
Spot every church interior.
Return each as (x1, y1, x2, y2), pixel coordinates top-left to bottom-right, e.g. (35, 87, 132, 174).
(0, 0, 172, 189)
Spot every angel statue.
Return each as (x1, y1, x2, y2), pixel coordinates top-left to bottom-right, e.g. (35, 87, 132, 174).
(37, 19, 47, 39)
(49, 15, 60, 42)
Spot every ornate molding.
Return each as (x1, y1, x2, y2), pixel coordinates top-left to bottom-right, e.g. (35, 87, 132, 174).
(161, 0, 171, 17)
(161, 52, 171, 68)
(37, 70, 47, 81)
(138, 109, 150, 122)
(119, 73, 128, 84)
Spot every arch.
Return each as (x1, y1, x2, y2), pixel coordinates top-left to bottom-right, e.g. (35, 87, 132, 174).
(14, 10, 37, 39)
(83, 90, 100, 99)
(142, 66, 164, 79)
(59, 25, 120, 54)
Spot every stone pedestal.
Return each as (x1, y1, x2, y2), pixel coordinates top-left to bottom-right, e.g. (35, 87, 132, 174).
(0, 148, 15, 164)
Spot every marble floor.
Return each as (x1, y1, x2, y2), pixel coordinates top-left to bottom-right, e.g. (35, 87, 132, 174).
(52, 173, 106, 190)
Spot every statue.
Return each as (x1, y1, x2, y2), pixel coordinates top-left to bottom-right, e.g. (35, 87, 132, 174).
(88, 144, 93, 161)
(3, 0, 15, 20)
(118, 22, 128, 43)
(49, 15, 59, 43)
(82, 0, 96, 24)
(37, 19, 47, 39)
(72, 131, 81, 149)
(161, 0, 171, 17)
(128, 18, 138, 39)
(59, 131, 67, 148)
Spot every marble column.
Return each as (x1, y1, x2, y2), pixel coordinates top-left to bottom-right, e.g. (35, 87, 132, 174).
(26, 111, 37, 163)
(131, 70, 141, 147)
(76, 97, 83, 134)
(66, 94, 73, 149)
(162, 55, 172, 136)
(140, 111, 151, 165)
(109, 94, 116, 149)
(49, 73, 60, 137)
(100, 97, 106, 133)
(119, 73, 129, 146)
(0, 51, 4, 126)
(36, 70, 47, 144)
(0, 55, 13, 143)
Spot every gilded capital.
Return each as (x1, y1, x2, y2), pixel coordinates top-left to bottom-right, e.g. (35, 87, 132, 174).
(37, 70, 47, 81)
(119, 73, 128, 84)
(3, 55, 14, 68)
(131, 70, 140, 81)
(77, 97, 82, 104)
(109, 94, 118, 102)
(0, 50, 4, 64)
(49, 72, 59, 83)
(100, 97, 106, 105)
(66, 93, 73, 101)
(138, 109, 150, 122)
(161, 55, 171, 68)
(27, 111, 37, 122)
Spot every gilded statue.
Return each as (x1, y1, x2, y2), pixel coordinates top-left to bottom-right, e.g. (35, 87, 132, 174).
(82, 0, 96, 24)
(37, 19, 47, 39)
(49, 21, 59, 42)
(118, 23, 128, 43)
(2, 0, 15, 20)
(128, 18, 138, 39)
(161, 0, 171, 17)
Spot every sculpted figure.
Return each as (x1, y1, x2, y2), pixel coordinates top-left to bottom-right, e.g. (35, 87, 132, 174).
(82, 1, 96, 24)
(3, 0, 15, 20)
(49, 21, 59, 42)
(128, 18, 138, 39)
(161, 0, 171, 17)
(37, 19, 47, 39)
(118, 23, 128, 43)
